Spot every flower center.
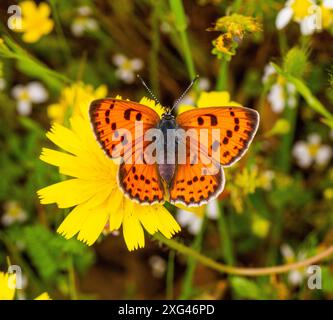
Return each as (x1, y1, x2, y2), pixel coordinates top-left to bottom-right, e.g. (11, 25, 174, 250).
(291, 0, 313, 20)
(308, 143, 320, 157)
(122, 60, 133, 71)
(18, 89, 30, 101)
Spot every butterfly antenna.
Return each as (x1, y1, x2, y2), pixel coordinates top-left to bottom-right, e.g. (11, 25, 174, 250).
(170, 75, 199, 113)
(137, 74, 162, 107)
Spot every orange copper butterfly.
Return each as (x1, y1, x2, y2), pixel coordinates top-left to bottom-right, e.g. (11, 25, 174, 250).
(89, 76, 259, 207)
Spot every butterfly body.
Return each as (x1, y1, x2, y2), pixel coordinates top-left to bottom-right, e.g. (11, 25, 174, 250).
(157, 113, 178, 185)
(90, 98, 259, 207)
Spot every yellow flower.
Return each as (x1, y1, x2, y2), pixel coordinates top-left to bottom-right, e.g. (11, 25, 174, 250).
(210, 14, 262, 36)
(209, 14, 262, 60)
(178, 90, 240, 114)
(15, 1, 54, 43)
(48, 82, 107, 124)
(0, 272, 15, 300)
(214, 33, 234, 57)
(0, 271, 50, 300)
(291, 0, 313, 20)
(38, 97, 180, 251)
(251, 215, 270, 238)
(34, 292, 51, 300)
(321, 4, 333, 29)
(227, 166, 260, 213)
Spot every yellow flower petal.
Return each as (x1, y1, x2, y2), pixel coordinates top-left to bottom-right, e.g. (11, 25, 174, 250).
(0, 272, 16, 300)
(156, 206, 181, 238)
(136, 205, 159, 235)
(47, 123, 83, 156)
(34, 292, 51, 300)
(38, 179, 111, 208)
(22, 30, 42, 43)
(109, 191, 125, 231)
(178, 105, 195, 114)
(122, 201, 145, 251)
(38, 3, 51, 17)
(57, 203, 91, 240)
(40, 20, 54, 35)
(197, 91, 240, 107)
(139, 97, 164, 117)
(175, 203, 206, 217)
(77, 203, 110, 245)
(20, 1, 37, 17)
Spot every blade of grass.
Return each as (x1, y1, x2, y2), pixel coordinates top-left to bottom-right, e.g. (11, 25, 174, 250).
(216, 59, 229, 91)
(217, 203, 234, 265)
(48, 0, 72, 62)
(179, 216, 207, 299)
(150, 0, 161, 97)
(272, 63, 333, 128)
(166, 250, 175, 300)
(169, 0, 197, 83)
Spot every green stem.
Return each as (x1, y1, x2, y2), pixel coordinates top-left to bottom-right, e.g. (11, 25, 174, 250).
(0, 34, 71, 87)
(278, 32, 288, 57)
(68, 256, 78, 300)
(166, 250, 175, 300)
(179, 217, 207, 299)
(153, 233, 333, 276)
(169, 0, 197, 82)
(232, 0, 243, 12)
(217, 204, 234, 265)
(272, 63, 333, 127)
(278, 104, 298, 171)
(216, 59, 229, 91)
(150, 0, 161, 97)
(48, 0, 72, 63)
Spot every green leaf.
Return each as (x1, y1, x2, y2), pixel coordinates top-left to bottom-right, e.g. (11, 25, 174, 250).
(231, 277, 263, 300)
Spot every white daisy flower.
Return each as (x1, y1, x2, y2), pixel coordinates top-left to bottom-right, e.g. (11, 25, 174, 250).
(176, 210, 203, 235)
(112, 54, 144, 84)
(206, 199, 219, 220)
(149, 255, 167, 278)
(262, 64, 276, 84)
(77, 6, 92, 16)
(176, 199, 219, 235)
(268, 83, 285, 113)
(267, 82, 296, 113)
(281, 244, 307, 287)
(71, 6, 98, 37)
(324, 0, 333, 9)
(1, 201, 27, 226)
(292, 133, 333, 168)
(12, 82, 48, 116)
(276, 0, 319, 35)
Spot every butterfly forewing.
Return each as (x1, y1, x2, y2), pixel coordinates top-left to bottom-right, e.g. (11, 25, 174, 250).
(176, 106, 259, 167)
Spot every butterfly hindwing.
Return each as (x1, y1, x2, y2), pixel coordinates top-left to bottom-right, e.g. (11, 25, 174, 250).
(118, 163, 165, 205)
(169, 151, 225, 207)
(176, 106, 259, 166)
